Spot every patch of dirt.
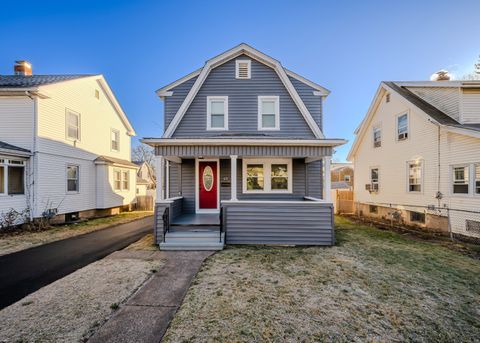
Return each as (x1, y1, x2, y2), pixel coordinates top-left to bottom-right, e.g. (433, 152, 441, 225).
(0, 253, 162, 343)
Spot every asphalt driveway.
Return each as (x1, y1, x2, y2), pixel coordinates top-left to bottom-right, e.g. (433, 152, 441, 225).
(0, 216, 153, 309)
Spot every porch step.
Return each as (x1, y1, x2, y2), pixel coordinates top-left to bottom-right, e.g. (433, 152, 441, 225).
(159, 232, 225, 251)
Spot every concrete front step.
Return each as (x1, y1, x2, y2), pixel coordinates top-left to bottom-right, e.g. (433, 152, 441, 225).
(159, 232, 225, 251)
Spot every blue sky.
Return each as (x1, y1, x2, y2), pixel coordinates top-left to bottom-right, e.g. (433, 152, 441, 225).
(1, 0, 479, 161)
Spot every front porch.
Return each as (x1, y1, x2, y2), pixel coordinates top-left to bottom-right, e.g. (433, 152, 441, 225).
(145, 138, 342, 250)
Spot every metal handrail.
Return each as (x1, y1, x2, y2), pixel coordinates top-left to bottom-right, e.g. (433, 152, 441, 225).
(162, 207, 170, 243)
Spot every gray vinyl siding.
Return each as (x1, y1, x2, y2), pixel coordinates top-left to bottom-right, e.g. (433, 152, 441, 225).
(171, 55, 316, 138)
(306, 160, 323, 198)
(168, 162, 181, 198)
(155, 145, 332, 157)
(223, 202, 334, 245)
(167, 158, 322, 211)
(289, 76, 323, 130)
(154, 198, 183, 244)
(164, 76, 198, 130)
(180, 159, 195, 213)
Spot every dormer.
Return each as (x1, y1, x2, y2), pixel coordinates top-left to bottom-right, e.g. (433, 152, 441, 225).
(460, 87, 480, 124)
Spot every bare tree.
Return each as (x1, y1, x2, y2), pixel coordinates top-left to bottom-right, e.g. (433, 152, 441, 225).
(462, 55, 480, 80)
(131, 144, 155, 165)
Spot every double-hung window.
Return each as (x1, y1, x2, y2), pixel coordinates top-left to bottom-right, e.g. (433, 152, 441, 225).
(66, 109, 80, 141)
(111, 129, 120, 151)
(207, 96, 228, 130)
(122, 171, 129, 190)
(0, 159, 25, 195)
(452, 166, 469, 194)
(408, 161, 422, 192)
(67, 165, 79, 192)
(258, 96, 279, 130)
(476, 164, 480, 195)
(243, 159, 292, 193)
(373, 126, 382, 148)
(114, 169, 129, 191)
(370, 168, 379, 192)
(397, 113, 408, 141)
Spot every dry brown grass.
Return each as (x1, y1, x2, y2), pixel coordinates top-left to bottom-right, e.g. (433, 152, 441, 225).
(163, 216, 480, 343)
(124, 233, 157, 251)
(0, 211, 152, 256)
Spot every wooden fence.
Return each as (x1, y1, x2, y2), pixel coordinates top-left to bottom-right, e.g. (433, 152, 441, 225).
(135, 195, 154, 211)
(331, 189, 354, 214)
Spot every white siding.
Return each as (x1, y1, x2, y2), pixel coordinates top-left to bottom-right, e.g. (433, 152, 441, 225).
(352, 88, 480, 239)
(0, 97, 34, 151)
(33, 77, 134, 216)
(406, 86, 460, 121)
(460, 90, 480, 124)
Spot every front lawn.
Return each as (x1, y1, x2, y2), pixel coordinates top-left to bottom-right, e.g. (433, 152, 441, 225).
(163, 216, 480, 342)
(0, 211, 152, 256)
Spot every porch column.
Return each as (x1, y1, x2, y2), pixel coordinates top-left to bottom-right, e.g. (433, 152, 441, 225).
(230, 155, 238, 201)
(323, 156, 332, 202)
(155, 156, 165, 201)
(165, 160, 170, 199)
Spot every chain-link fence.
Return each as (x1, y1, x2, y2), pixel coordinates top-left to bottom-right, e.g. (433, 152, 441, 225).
(354, 201, 480, 243)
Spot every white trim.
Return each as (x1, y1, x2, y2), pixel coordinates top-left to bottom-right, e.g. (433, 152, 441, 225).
(257, 96, 280, 131)
(65, 108, 81, 142)
(142, 138, 347, 147)
(155, 68, 203, 95)
(195, 158, 220, 213)
(66, 164, 80, 194)
(110, 128, 120, 152)
(242, 158, 292, 194)
(370, 166, 380, 193)
(206, 96, 229, 130)
(395, 111, 410, 141)
(450, 164, 472, 197)
(235, 59, 251, 79)
(230, 155, 238, 201)
(323, 156, 331, 202)
(406, 159, 423, 194)
(222, 199, 331, 205)
(162, 43, 324, 139)
(283, 68, 330, 95)
(157, 91, 173, 98)
(0, 158, 27, 196)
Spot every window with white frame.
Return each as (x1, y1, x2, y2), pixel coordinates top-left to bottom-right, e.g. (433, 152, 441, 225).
(370, 168, 379, 192)
(408, 161, 422, 192)
(0, 159, 25, 195)
(476, 164, 480, 195)
(67, 165, 79, 192)
(207, 96, 228, 130)
(452, 166, 469, 194)
(122, 171, 129, 190)
(243, 159, 292, 193)
(344, 175, 351, 182)
(235, 59, 251, 79)
(114, 169, 129, 191)
(373, 126, 382, 148)
(258, 96, 279, 130)
(111, 129, 120, 151)
(66, 110, 80, 141)
(397, 113, 408, 141)
(114, 169, 122, 190)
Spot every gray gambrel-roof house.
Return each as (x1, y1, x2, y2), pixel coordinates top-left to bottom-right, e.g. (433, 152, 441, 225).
(143, 44, 346, 250)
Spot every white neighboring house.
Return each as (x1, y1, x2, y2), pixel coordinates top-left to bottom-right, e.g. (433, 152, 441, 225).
(0, 61, 138, 224)
(348, 80, 480, 241)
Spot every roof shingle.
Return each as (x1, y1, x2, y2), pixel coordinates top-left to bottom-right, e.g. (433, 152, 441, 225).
(0, 75, 95, 88)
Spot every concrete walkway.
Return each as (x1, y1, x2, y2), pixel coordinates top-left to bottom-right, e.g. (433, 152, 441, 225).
(89, 250, 214, 343)
(0, 216, 153, 309)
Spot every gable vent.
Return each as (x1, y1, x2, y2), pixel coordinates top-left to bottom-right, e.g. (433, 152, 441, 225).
(236, 59, 251, 79)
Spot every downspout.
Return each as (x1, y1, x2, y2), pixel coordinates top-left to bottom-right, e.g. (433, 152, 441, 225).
(26, 91, 37, 221)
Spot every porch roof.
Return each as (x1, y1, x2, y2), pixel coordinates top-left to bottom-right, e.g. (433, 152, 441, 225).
(142, 138, 346, 158)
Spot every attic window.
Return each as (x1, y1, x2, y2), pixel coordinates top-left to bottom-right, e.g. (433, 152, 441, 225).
(95, 89, 100, 99)
(236, 60, 251, 79)
(386, 93, 390, 103)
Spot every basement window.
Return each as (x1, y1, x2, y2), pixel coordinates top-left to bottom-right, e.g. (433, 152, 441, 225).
(369, 205, 378, 213)
(410, 211, 425, 223)
(235, 59, 251, 79)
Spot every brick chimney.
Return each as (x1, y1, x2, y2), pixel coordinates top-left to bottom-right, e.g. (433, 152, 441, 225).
(14, 60, 32, 76)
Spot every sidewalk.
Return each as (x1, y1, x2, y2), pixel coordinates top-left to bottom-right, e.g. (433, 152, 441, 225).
(88, 250, 214, 343)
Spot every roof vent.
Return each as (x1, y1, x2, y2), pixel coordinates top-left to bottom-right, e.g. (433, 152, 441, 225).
(236, 59, 251, 79)
(430, 70, 451, 81)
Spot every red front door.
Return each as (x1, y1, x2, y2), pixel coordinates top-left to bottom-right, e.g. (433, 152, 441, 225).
(199, 161, 217, 209)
